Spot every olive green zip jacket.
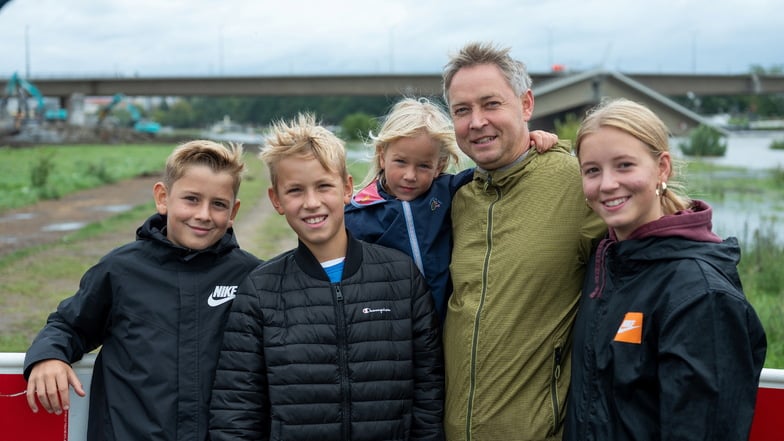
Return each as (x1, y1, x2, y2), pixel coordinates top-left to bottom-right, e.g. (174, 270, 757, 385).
(443, 143, 605, 441)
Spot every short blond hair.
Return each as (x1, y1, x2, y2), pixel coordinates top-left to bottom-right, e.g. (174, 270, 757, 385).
(260, 113, 348, 189)
(164, 140, 244, 197)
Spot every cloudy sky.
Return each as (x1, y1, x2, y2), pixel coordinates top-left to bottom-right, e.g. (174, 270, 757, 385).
(0, 0, 780, 79)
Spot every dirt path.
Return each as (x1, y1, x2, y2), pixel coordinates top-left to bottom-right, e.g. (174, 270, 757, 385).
(0, 175, 160, 257)
(0, 173, 293, 259)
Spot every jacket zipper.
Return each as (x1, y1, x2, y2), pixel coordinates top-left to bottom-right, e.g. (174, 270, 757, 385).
(551, 345, 563, 434)
(402, 201, 425, 276)
(333, 284, 351, 440)
(466, 175, 501, 441)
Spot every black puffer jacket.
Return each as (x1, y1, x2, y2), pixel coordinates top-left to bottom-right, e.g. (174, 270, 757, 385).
(210, 233, 444, 441)
(24, 213, 261, 441)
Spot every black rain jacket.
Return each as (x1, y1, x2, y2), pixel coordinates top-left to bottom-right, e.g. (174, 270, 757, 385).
(24, 213, 261, 441)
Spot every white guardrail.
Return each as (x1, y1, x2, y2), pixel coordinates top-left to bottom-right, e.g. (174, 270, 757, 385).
(1, 353, 783, 440)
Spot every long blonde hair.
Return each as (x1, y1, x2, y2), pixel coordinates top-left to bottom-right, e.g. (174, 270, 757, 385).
(359, 97, 461, 188)
(575, 98, 691, 215)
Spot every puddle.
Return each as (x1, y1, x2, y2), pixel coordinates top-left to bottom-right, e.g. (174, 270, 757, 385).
(42, 222, 87, 232)
(0, 213, 36, 222)
(92, 204, 134, 213)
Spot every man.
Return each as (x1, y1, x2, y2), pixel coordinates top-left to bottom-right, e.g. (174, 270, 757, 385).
(442, 41, 605, 441)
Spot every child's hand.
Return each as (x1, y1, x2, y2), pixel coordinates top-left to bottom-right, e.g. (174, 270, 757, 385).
(26, 359, 86, 415)
(529, 130, 559, 153)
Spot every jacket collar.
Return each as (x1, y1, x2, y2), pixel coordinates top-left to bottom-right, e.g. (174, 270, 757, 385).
(293, 230, 364, 281)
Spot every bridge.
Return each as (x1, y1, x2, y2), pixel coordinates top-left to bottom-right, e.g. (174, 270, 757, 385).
(7, 71, 784, 135)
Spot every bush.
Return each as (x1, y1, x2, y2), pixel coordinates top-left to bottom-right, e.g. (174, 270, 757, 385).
(554, 113, 581, 148)
(30, 154, 55, 188)
(770, 139, 784, 150)
(679, 124, 728, 157)
(340, 112, 378, 141)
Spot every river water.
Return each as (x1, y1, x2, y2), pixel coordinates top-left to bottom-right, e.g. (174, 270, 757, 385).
(671, 130, 784, 244)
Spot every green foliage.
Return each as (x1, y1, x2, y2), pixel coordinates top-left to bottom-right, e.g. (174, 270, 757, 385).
(679, 124, 728, 157)
(554, 113, 581, 147)
(340, 112, 378, 141)
(0, 145, 171, 211)
(770, 139, 784, 150)
(154, 95, 397, 129)
(30, 154, 55, 188)
(738, 226, 784, 368)
(86, 160, 115, 184)
(154, 100, 196, 128)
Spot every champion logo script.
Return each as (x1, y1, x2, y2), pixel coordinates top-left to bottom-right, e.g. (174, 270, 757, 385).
(208, 285, 238, 307)
(362, 307, 392, 314)
(614, 312, 643, 344)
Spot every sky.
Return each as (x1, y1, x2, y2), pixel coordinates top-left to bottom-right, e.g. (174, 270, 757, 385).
(0, 0, 781, 79)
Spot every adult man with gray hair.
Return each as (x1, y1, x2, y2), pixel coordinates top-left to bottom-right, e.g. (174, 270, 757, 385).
(441, 41, 605, 441)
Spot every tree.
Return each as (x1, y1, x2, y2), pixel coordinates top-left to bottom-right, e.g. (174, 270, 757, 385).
(340, 112, 378, 141)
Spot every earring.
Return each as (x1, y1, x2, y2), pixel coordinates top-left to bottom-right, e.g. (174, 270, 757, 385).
(661, 181, 668, 194)
(585, 198, 591, 208)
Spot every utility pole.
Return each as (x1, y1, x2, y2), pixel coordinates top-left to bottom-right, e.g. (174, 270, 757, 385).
(218, 26, 225, 75)
(25, 25, 30, 78)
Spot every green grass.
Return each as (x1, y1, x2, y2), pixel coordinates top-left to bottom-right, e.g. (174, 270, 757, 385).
(0, 144, 173, 211)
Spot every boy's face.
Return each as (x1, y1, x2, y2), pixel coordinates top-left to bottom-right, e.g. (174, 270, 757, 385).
(153, 164, 240, 250)
(268, 155, 353, 262)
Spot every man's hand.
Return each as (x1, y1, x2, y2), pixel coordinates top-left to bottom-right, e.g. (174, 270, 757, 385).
(26, 359, 86, 414)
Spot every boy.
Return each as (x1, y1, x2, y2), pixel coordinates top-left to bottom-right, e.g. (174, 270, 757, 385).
(23, 140, 261, 441)
(209, 114, 444, 441)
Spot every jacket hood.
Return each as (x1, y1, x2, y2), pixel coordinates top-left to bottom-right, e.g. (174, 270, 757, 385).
(349, 178, 387, 207)
(589, 200, 730, 298)
(136, 213, 240, 261)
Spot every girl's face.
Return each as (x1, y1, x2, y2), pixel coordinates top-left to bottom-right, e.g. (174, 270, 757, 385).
(579, 126, 670, 241)
(380, 132, 442, 201)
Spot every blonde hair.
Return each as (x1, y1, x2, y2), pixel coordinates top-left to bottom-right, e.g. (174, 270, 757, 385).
(260, 113, 348, 189)
(575, 98, 691, 214)
(360, 97, 461, 187)
(442, 41, 532, 106)
(164, 140, 244, 197)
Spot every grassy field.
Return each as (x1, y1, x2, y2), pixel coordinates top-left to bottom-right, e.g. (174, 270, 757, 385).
(0, 144, 175, 211)
(0, 144, 781, 368)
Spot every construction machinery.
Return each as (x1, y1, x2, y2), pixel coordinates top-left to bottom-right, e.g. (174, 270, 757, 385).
(97, 93, 160, 135)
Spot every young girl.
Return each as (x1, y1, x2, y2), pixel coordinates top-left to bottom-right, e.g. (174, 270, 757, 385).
(565, 98, 766, 440)
(344, 97, 558, 320)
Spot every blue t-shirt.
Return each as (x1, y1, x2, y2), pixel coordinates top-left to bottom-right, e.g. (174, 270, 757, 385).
(321, 257, 345, 283)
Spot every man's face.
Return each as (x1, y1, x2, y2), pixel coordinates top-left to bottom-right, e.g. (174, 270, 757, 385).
(447, 63, 534, 170)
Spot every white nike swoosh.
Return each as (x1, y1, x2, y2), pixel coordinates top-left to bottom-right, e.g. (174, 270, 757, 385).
(616, 325, 641, 334)
(207, 294, 235, 307)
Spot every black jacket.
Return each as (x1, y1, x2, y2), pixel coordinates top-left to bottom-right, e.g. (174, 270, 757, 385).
(24, 213, 261, 441)
(565, 202, 766, 441)
(209, 233, 445, 441)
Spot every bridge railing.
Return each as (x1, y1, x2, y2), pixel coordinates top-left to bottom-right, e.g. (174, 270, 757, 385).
(1, 352, 782, 440)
